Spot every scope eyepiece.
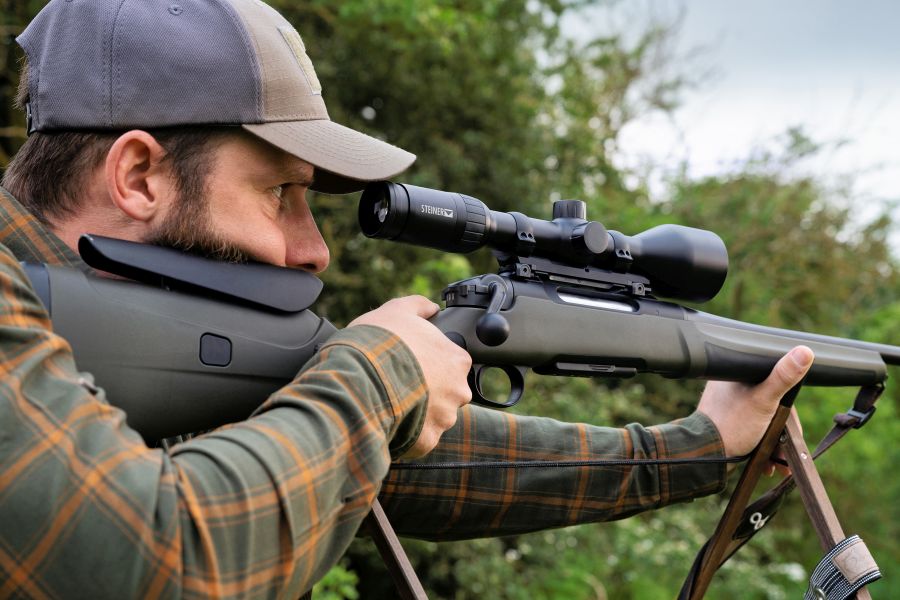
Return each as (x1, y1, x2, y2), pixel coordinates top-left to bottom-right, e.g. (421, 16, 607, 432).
(359, 182, 493, 253)
(359, 181, 409, 240)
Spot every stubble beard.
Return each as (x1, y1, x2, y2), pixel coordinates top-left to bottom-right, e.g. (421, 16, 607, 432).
(146, 194, 256, 264)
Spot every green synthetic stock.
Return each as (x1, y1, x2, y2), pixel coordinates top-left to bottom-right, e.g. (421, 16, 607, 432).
(24, 256, 899, 439)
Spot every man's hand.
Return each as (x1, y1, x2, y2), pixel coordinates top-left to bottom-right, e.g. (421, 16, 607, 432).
(349, 296, 472, 458)
(698, 346, 814, 472)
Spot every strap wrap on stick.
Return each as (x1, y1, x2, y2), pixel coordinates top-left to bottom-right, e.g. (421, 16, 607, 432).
(804, 535, 881, 600)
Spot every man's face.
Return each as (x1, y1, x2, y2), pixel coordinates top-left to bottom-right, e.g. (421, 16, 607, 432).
(151, 131, 330, 272)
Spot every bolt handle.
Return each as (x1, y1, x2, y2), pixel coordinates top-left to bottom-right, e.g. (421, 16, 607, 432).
(475, 282, 510, 346)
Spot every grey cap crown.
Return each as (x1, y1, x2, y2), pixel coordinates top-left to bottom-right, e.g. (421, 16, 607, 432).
(19, 0, 265, 130)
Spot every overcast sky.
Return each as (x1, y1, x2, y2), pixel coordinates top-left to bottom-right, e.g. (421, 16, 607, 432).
(563, 0, 900, 245)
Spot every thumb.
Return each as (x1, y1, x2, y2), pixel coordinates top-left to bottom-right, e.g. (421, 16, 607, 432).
(761, 346, 814, 397)
(394, 295, 441, 319)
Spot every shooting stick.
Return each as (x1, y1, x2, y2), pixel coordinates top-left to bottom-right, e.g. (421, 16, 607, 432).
(300, 500, 425, 600)
(363, 500, 428, 600)
(680, 383, 882, 599)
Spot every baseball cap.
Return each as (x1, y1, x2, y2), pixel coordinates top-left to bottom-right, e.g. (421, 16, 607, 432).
(16, 0, 415, 194)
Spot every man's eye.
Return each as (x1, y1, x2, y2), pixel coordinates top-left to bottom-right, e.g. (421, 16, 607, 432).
(270, 184, 295, 211)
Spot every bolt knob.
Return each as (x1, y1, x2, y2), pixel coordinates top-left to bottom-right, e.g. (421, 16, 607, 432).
(476, 313, 510, 346)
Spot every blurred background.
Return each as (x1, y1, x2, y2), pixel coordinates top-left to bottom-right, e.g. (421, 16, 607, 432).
(2, 1, 897, 598)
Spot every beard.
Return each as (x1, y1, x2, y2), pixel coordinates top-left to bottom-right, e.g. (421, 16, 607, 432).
(146, 197, 256, 264)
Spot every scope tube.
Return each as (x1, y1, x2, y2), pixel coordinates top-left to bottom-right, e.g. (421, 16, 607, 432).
(360, 181, 729, 302)
(360, 182, 605, 261)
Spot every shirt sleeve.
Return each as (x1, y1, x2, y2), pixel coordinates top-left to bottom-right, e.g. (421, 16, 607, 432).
(379, 404, 728, 540)
(0, 243, 427, 598)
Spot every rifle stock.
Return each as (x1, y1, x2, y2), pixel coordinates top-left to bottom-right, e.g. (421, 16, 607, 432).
(24, 256, 897, 438)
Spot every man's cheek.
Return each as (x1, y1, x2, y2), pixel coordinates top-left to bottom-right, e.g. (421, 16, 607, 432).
(245, 231, 289, 266)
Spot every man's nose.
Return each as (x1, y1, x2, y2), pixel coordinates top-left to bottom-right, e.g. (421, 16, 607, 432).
(284, 217, 330, 273)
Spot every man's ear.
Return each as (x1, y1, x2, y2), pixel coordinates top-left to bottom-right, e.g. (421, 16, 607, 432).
(104, 130, 173, 223)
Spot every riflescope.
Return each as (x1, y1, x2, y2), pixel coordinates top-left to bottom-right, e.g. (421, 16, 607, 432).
(359, 182, 729, 302)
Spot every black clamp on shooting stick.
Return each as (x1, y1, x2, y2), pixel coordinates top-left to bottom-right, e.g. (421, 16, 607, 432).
(679, 383, 883, 599)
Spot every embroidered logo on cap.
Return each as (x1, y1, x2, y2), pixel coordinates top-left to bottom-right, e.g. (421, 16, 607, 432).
(278, 26, 322, 95)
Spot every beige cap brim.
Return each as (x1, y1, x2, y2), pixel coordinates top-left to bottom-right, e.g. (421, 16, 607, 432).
(243, 120, 416, 194)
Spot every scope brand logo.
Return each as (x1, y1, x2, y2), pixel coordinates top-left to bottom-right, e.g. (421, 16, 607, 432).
(421, 205, 454, 218)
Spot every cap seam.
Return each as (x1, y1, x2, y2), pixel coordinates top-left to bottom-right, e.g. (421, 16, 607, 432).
(110, 0, 134, 127)
(17, 37, 41, 130)
(216, 0, 265, 122)
(246, 111, 328, 121)
(112, 0, 129, 125)
(31, 62, 40, 129)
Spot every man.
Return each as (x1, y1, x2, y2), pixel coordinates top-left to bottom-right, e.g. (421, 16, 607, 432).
(0, 0, 812, 597)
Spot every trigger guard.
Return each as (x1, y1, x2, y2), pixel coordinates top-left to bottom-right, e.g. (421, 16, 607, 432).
(470, 364, 526, 408)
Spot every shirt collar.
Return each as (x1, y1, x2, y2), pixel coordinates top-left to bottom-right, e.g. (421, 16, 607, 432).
(0, 185, 87, 269)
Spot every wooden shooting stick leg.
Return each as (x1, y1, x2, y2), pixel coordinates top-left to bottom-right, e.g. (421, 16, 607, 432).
(681, 384, 881, 600)
(682, 382, 803, 599)
(363, 500, 429, 600)
(300, 501, 426, 600)
(781, 411, 878, 600)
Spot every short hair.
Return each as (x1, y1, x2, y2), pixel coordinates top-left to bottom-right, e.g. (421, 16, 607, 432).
(1, 60, 234, 226)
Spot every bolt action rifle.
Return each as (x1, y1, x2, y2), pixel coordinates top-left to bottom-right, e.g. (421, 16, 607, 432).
(23, 182, 898, 598)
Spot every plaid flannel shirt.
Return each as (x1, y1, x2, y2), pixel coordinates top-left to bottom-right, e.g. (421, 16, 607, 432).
(0, 186, 727, 597)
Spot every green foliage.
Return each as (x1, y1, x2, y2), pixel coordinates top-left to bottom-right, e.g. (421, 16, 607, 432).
(312, 561, 360, 600)
(404, 255, 474, 298)
(2, 1, 898, 598)
(667, 136, 898, 333)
